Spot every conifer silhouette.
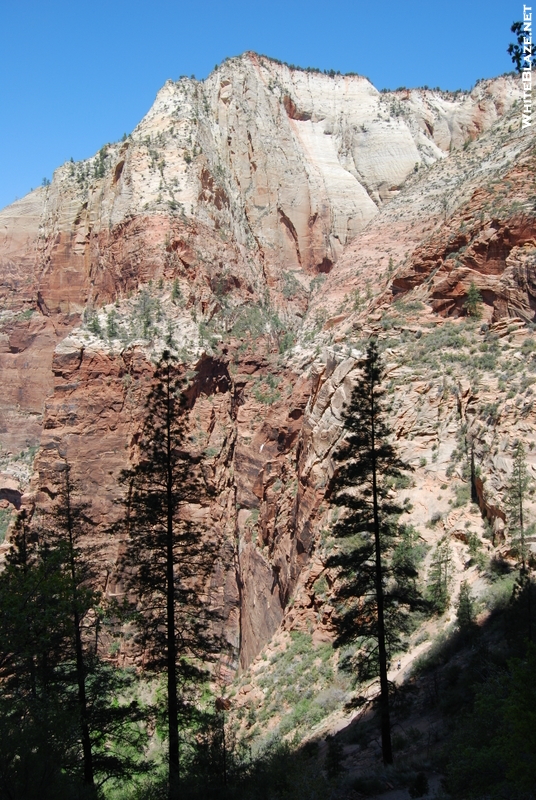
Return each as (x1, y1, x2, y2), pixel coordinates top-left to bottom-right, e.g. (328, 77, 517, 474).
(121, 351, 221, 799)
(505, 441, 532, 572)
(0, 475, 147, 797)
(328, 339, 422, 764)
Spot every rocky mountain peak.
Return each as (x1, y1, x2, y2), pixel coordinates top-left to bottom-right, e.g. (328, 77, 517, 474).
(0, 55, 534, 692)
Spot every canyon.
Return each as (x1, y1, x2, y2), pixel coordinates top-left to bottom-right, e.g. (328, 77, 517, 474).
(1, 50, 535, 708)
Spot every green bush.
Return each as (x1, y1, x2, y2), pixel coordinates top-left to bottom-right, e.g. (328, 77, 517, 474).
(252, 375, 280, 405)
(0, 507, 12, 542)
(107, 309, 119, 339)
(282, 271, 300, 299)
(278, 330, 296, 353)
(482, 573, 517, 611)
(171, 279, 182, 304)
(453, 483, 470, 507)
(85, 309, 103, 336)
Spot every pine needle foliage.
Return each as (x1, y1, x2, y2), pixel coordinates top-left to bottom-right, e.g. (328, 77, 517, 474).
(456, 580, 477, 637)
(121, 351, 222, 799)
(508, 20, 536, 73)
(0, 488, 148, 798)
(427, 537, 453, 615)
(463, 281, 483, 318)
(505, 441, 532, 572)
(328, 338, 422, 765)
(0, 511, 81, 797)
(40, 465, 149, 792)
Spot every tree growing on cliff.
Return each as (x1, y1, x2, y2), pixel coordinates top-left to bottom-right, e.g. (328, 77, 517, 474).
(505, 441, 532, 572)
(464, 281, 483, 318)
(121, 351, 221, 800)
(504, 441, 535, 644)
(328, 338, 422, 765)
(427, 537, 453, 615)
(456, 580, 476, 635)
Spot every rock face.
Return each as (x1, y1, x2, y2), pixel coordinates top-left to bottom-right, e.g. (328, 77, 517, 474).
(1, 53, 534, 669)
(0, 56, 521, 314)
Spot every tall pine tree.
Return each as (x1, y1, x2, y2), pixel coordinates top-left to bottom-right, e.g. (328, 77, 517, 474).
(505, 441, 531, 572)
(44, 463, 150, 792)
(328, 338, 421, 765)
(0, 474, 148, 797)
(120, 351, 221, 800)
(0, 510, 82, 798)
(427, 537, 453, 615)
(51, 464, 97, 788)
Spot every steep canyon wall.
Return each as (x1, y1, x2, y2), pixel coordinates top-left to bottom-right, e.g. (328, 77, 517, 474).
(1, 53, 534, 668)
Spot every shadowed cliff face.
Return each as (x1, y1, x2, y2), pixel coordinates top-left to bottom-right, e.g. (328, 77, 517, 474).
(1, 54, 535, 669)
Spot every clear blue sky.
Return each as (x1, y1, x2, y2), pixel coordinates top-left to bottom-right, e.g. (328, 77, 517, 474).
(0, 0, 522, 211)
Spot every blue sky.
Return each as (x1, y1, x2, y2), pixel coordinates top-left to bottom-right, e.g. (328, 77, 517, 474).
(0, 0, 522, 211)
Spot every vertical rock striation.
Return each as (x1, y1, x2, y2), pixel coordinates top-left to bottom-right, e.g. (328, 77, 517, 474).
(1, 54, 533, 667)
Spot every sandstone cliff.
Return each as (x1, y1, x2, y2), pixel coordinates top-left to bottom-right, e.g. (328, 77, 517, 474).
(1, 54, 534, 680)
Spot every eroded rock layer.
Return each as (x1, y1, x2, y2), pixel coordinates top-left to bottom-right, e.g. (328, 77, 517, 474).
(1, 54, 534, 669)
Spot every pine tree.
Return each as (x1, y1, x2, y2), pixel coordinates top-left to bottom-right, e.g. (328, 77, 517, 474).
(503, 442, 535, 643)
(508, 20, 536, 73)
(464, 281, 483, 318)
(171, 278, 182, 304)
(42, 463, 136, 792)
(51, 464, 97, 788)
(427, 537, 453, 615)
(0, 511, 81, 798)
(505, 441, 531, 572)
(328, 338, 422, 765)
(0, 472, 148, 796)
(120, 351, 221, 799)
(456, 580, 476, 633)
